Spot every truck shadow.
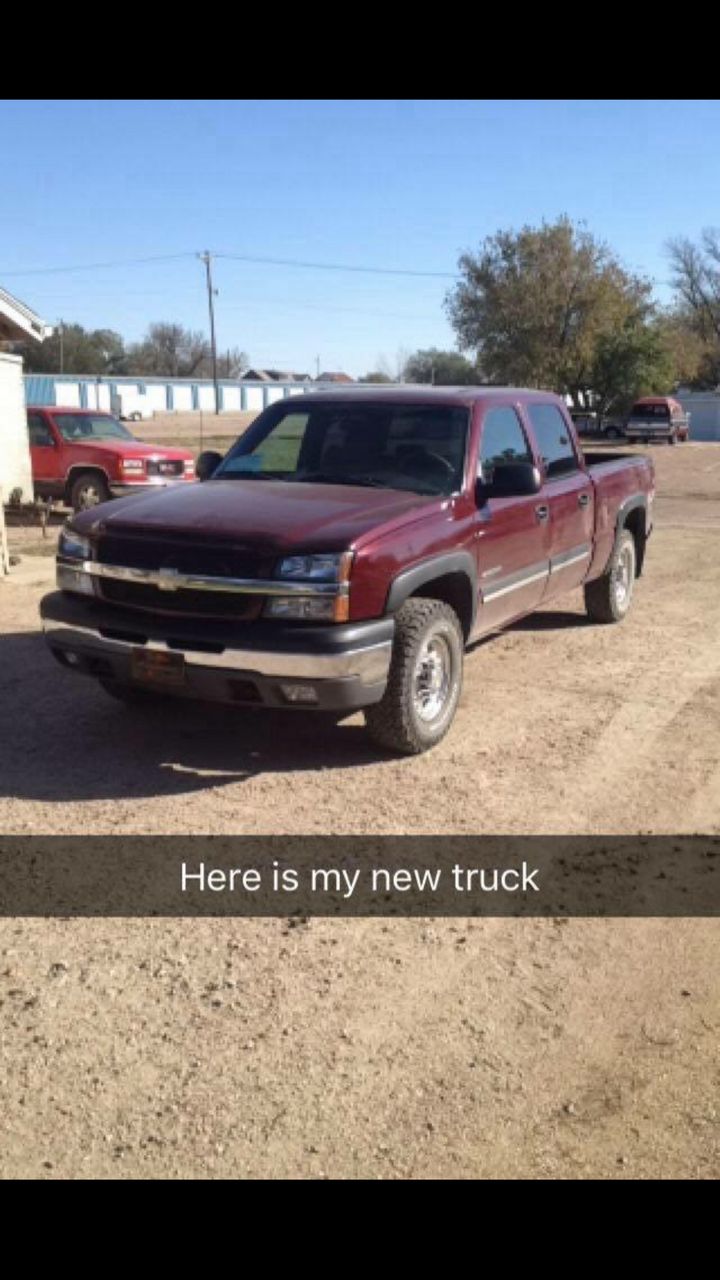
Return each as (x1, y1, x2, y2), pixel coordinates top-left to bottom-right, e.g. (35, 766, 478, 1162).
(0, 631, 385, 806)
(509, 609, 592, 633)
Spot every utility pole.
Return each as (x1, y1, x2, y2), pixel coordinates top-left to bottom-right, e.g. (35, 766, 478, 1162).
(58, 320, 64, 375)
(315, 354, 320, 380)
(199, 251, 220, 415)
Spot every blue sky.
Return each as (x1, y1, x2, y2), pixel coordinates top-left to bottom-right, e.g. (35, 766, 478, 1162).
(2, 100, 720, 377)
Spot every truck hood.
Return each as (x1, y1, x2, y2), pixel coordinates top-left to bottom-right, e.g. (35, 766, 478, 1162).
(77, 478, 444, 552)
(70, 439, 193, 461)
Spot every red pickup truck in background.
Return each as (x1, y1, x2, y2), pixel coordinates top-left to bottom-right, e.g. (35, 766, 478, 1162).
(27, 406, 196, 511)
(41, 387, 655, 754)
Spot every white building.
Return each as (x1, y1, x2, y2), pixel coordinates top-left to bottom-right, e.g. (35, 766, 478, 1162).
(0, 286, 53, 501)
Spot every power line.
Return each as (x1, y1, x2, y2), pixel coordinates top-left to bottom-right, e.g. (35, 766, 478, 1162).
(1, 249, 458, 281)
(214, 251, 458, 280)
(0, 252, 197, 278)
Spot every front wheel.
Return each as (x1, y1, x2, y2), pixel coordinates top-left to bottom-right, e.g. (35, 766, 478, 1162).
(604, 426, 621, 440)
(364, 599, 464, 755)
(584, 529, 637, 624)
(70, 471, 110, 512)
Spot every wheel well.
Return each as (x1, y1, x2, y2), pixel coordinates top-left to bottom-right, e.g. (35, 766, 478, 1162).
(64, 467, 110, 502)
(622, 507, 647, 577)
(409, 572, 474, 640)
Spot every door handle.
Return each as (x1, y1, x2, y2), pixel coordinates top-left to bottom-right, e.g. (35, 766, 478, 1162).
(535, 504, 549, 522)
(578, 493, 591, 508)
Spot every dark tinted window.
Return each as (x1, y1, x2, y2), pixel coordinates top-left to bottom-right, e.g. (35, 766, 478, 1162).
(630, 402, 669, 419)
(28, 413, 53, 446)
(217, 402, 469, 496)
(479, 407, 532, 481)
(527, 403, 578, 477)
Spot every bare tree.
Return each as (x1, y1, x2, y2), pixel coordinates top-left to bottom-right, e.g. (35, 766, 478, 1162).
(667, 230, 720, 385)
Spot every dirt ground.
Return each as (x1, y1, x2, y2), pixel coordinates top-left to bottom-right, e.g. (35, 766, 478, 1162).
(1, 442, 718, 1178)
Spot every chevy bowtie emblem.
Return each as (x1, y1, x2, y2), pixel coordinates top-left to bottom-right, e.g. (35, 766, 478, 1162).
(157, 567, 181, 592)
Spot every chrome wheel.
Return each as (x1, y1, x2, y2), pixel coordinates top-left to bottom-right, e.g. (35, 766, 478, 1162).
(413, 634, 452, 723)
(77, 483, 102, 509)
(612, 541, 634, 611)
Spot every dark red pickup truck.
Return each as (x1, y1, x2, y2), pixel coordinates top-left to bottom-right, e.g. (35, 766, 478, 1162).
(28, 406, 195, 511)
(40, 387, 655, 754)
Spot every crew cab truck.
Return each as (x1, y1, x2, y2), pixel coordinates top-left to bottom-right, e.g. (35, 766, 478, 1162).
(39, 388, 654, 755)
(623, 396, 690, 445)
(27, 406, 196, 512)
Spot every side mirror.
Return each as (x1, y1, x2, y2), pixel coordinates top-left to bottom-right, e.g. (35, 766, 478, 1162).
(475, 463, 542, 503)
(195, 450, 223, 481)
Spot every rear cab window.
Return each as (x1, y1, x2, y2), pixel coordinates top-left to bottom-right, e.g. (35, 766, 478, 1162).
(630, 402, 669, 419)
(525, 402, 580, 478)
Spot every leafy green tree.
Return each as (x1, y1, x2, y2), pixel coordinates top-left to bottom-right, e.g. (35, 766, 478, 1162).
(403, 347, 480, 385)
(22, 324, 127, 375)
(588, 321, 675, 419)
(446, 218, 656, 407)
(359, 370, 394, 383)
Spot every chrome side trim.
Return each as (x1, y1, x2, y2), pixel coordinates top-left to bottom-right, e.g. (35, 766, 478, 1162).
(42, 619, 391, 685)
(65, 560, 347, 599)
(482, 559, 549, 602)
(549, 544, 592, 574)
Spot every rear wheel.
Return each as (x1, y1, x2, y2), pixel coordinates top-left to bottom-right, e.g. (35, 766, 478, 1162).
(364, 598, 464, 755)
(70, 471, 110, 512)
(584, 529, 637, 624)
(604, 426, 621, 440)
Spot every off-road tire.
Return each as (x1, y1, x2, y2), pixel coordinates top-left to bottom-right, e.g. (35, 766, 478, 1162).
(584, 529, 637, 624)
(364, 598, 464, 755)
(70, 471, 111, 512)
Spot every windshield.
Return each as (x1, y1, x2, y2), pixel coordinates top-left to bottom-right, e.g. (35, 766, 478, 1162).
(215, 402, 469, 496)
(54, 413, 135, 442)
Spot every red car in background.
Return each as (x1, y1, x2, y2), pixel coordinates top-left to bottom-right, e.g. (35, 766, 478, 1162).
(27, 406, 196, 512)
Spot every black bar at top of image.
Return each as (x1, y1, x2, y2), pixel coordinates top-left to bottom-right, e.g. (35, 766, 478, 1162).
(0, 836, 717, 918)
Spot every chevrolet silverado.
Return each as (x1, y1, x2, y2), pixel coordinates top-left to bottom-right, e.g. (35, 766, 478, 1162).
(40, 387, 655, 754)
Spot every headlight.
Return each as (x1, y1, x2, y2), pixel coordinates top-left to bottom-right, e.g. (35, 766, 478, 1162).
(58, 529, 91, 561)
(275, 552, 353, 582)
(120, 458, 145, 473)
(264, 596, 339, 621)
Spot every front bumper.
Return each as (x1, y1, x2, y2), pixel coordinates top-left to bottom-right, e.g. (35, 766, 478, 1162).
(109, 478, 194, 497)
(39, 591, 393, 712)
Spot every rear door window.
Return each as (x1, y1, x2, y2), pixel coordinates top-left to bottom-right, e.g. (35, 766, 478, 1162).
(526, 403, 578, 478)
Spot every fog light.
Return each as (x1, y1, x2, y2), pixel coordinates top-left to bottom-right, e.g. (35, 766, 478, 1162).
(280, 684, 319, 704)
(57, 565, 95, 596)
(65, 651, 81, 666)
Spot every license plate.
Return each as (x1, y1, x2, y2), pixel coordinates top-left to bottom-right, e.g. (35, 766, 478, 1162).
(131, 647, 186, 686)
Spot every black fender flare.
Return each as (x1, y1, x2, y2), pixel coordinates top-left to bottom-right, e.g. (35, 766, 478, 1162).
(610, 494, 649, 576)
(384, 550, 478, 636)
